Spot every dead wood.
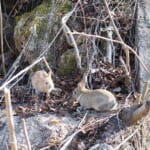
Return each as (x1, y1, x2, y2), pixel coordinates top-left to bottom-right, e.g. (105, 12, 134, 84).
(119, 81, 150, 125)
(4, 87, 18, 150)
(22, 119, 31, 150)
(119, 101, 150, 125)
(0, 1, 6, 75)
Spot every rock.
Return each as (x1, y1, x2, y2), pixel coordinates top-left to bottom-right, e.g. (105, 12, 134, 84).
(0, 110, 78, 149)
(113, 87, 121, 93)
(89, 143, 114, 150)
(14, 0, 71, 66)
(136, 0, 150, 91)
(57, 49, 77, 77)
(57, 48, 86, 77)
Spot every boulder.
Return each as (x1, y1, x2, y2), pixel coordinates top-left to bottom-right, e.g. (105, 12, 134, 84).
(0, 110, 78, 149)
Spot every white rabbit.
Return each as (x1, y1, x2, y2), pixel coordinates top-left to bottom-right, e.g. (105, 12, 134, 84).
(31, 70, 54, 97)
(73, 80, 118, 111)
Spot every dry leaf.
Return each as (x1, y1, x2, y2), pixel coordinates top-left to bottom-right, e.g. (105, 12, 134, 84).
(48, 118, 61, 124)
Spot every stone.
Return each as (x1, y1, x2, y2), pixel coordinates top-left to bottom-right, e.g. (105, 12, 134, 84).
(14, 0, 71, 66)
(0, 110, 78, 149)
(136, 0, 150, 91)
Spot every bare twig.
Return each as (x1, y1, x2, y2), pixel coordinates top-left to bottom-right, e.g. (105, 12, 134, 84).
(125, 91, 133, 106)
(59, 130, 81, 150)
(136, 80, 149, 104)
(43, 57, 52, 72)
(120, 83, 149, 149)
(39, 26, 63, 58)
(5, 143, 9, 150)
(78, 111, 88, 129)
(40, 146, 50, 150)
(4, 87, 18, 150)
(4, 35, 14, 53)
(8, 0, 19, 16)
(119, 56, 130, 77)
(100, 26, 115, 64)
(69, 31, 125, 45)
(0, 57, 44, 91)
(103, 0, 130, 72)
(0, 1, 6, 75)
(106, 26, 114, 64)
(59, 111, 88, 150)
(119, 80, 150, 125)
(4, 33, 33, 82)
(141, 81, 149, 102)
(62, 0, 82, 70)
(114, 127, 140, 150)
(22, 119, 31, 150)
(69, 31, 150, 76)
(59, 114, 115, 150)
(116, 106, 150, 150)
(104, 0, 122, 42)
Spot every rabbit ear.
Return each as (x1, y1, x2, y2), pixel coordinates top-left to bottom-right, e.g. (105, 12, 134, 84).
(48, 70, 52, 76)
(83, 71, 89, 83)
(78, 80, 86, 89)
(41, 71, 48, 78)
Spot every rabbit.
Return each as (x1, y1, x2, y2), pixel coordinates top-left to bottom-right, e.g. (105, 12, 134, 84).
(31, 70, 54, 97)
(72, 80, 118, 111)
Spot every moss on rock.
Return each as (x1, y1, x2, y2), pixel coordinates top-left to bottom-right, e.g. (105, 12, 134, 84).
(57, 49, 78, 77)
(57, 48, 87, 77)
(14, 0, 71, 64)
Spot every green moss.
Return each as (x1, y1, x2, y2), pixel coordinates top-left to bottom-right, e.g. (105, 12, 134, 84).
(57, 50, 77, 76)
(16, 2, 50, 23)
(15, 0, 70, 37)
(59, 0, 71, 12)
(16, 0, 71, 23)
(32, 2, 51, 15)
(4, 26, 11, 32)
(14, 0, 71, 57)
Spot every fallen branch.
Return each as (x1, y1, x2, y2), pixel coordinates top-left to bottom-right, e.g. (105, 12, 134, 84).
(22, 119, 31, 150)
(4, 87, 18, 150)
(119, 81, 150, 125)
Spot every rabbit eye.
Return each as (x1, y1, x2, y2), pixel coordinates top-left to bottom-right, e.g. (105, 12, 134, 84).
(45, 82, 49, 85)
(73, 90, 76, 95)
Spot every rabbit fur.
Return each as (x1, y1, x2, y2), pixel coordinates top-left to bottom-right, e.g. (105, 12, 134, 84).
(73, 80, 118, 111)
(31, 70, 54, 96)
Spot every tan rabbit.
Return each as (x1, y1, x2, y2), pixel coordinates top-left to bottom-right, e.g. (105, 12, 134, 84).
(31, 70, 54, 97)
(73, 80, 118, 111)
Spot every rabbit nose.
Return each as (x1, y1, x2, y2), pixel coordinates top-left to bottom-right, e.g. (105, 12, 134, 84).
(49, 85, 52, 88)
